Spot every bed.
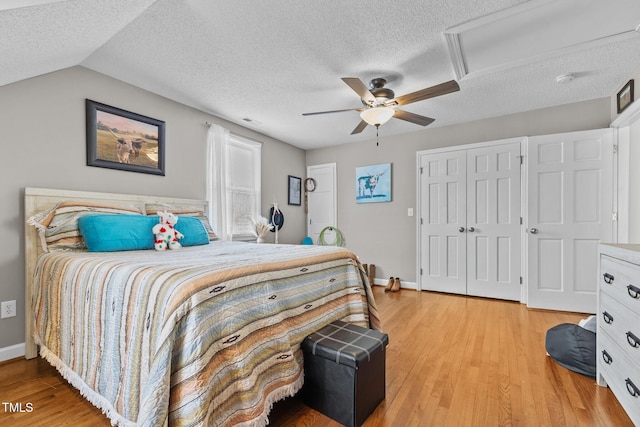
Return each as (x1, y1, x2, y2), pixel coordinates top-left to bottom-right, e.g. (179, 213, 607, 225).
(24, 187, 380, 427)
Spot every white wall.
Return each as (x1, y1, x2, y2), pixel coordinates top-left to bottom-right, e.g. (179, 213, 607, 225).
(306, 98, 612, 286)
(611, 64, 640, 242)
(0, 66, 306, 352)
(629, 118, 640, 241)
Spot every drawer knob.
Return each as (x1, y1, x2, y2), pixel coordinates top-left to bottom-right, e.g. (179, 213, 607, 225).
(626, 378, 639, 398)
(626, 331, 640, 348)
(602, 311, 614, 324)
(603, 273, 614, 284)
(628, 284, 640, 299)
(602, 350, 613, 364)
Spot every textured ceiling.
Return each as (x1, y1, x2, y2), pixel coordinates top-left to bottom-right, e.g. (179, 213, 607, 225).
(2, 0, 640, 149)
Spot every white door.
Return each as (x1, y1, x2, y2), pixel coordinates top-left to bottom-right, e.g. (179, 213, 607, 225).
(419, 150, 467, 295)
(466, 143, 521, 300)
(526, 129, 614, 313)
(418, 140, 522, 300)
(307, 163, 337, 244)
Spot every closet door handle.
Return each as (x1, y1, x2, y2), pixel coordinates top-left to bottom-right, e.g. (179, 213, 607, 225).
(603, 273, 614, 284)
(468, 227, 475, 232)
(529, 228, 538, 234)
(602, 350, 613, 364)
(602, 311, 614, 324)
(458, 227, 465, 233)
(626, 378, 640, 398)
(626, 331, 640, 348)
(628, 284, 640, 299)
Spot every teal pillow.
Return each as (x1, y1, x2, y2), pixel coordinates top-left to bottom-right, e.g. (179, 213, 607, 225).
(78, 214, 210, 252)
(174, 216, 210, 247)
(78, 214, 157, 252)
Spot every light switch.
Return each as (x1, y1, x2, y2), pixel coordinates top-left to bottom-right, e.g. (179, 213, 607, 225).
(408, 208, 414, 217)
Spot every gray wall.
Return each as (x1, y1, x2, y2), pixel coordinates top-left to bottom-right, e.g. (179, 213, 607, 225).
(306, 98, 612, 285)
(610, 64, 640, 122)
(0, 66, 306, 350)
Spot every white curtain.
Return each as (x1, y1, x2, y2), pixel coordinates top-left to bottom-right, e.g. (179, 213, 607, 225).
(206, 123, 231, 240)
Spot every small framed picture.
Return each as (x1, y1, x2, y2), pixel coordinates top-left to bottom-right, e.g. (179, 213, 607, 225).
(288, 175, 301, 206)
(86, 99, 166, 175)
(617, 79, 634, 114)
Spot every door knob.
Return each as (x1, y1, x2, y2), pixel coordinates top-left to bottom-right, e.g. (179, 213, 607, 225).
(468, 227, 475, 232)
(529, 228, 538, 234)
(458, 227, 465, 232)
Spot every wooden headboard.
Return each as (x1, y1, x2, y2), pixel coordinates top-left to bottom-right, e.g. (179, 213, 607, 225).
(24, 187, 209, 359)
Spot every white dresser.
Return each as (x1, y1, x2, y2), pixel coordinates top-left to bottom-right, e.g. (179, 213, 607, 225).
(598, 244, 640, 426)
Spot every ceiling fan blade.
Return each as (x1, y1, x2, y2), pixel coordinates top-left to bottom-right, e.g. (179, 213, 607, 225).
(393, 109, 435, 127)
(389, 80, 460, 107)
(351, 120, 368, 135)
(342, 77, 376, 104)
(302, 107, 362, 116)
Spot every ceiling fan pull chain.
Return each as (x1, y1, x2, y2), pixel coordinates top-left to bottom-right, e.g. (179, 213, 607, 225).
(376, 124, 379, 146)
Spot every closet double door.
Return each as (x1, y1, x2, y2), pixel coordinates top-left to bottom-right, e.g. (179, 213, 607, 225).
(418, 141, 522, 301)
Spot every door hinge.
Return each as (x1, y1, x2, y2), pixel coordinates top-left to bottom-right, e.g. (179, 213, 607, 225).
(517, 155, 524, 165)
(420, 268, 423, 276)
(420, 167, 423, 174)
(520, 217, 523, 225)
(612, 212, 618, 221)
(613, 144, 618, 154)
(420, 218, 423, 225)
(520, 276, 523, 285)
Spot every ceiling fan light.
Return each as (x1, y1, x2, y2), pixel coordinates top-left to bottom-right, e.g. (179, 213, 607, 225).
(360, 106, 394, 126)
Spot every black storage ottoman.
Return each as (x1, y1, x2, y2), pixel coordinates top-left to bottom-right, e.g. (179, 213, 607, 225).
(301, 320, 389, 427)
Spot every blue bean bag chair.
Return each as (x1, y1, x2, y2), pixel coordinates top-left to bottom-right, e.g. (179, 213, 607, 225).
(545, 323, 596, 379)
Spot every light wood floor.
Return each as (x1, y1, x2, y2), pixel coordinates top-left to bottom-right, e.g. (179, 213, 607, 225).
(0, 286, 633, 426)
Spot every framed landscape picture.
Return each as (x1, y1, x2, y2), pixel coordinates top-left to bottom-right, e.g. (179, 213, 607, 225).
(86, 99, 166, 175)
(356, 163, 391, 203)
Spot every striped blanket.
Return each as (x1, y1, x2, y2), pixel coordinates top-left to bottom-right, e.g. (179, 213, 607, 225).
(32, 241, 380, 426)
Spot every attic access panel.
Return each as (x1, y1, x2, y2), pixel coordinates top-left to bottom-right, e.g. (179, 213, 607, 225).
(444, 0, 640, 80)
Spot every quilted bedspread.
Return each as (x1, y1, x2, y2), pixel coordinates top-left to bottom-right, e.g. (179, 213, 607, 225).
(32, 241, 379, 426)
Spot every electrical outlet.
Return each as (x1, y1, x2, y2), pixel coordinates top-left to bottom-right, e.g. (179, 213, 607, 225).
(1, 300, 16, 319)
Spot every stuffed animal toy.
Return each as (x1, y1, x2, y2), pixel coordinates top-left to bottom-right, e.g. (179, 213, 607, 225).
(152, 211, 184, 250)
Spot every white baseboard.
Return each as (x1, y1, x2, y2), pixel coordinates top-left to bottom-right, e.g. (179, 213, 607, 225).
(372, 278, 417, 290)
(0, 343, 25, 362)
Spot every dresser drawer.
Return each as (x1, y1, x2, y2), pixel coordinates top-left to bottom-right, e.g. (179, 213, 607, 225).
(598, 331, 640, 425)
(600, 292, 640, 359)
(601, 255, 640, 312)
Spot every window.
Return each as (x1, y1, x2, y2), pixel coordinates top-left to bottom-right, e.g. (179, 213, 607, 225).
(225, 134, 261, 240)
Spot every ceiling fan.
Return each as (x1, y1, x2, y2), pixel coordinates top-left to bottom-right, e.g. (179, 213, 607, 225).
(302, 77, 460, 135)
